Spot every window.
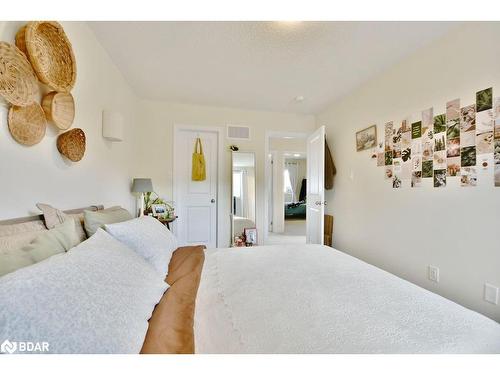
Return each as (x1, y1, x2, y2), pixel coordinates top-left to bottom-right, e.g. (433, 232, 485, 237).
(284, 169, 294, 203)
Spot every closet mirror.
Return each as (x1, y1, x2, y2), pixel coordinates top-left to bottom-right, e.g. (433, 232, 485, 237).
(231, 151, 256, 244)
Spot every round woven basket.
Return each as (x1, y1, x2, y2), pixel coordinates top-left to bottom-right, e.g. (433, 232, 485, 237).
(57, 128, 86, 162)
(0, 41, 39, 106)
(16, 21, 76, 93)
(42, 91, 75, 130)
(8, 103, 47, 146)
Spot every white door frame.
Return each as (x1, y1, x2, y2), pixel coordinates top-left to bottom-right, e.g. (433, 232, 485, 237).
(264, 130, 309, 244)
(173, 124, 224, 248)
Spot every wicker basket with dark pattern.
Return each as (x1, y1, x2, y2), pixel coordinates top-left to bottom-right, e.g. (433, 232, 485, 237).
(57, 128, 86, 162)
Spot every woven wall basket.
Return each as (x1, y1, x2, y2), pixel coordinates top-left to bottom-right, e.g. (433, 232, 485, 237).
(0, 41, 39, 106)
(16, 21, 76, 93)
(57, 128, 86, 162)
(42, 91, 75, 130)
(8, 103, 47, 146)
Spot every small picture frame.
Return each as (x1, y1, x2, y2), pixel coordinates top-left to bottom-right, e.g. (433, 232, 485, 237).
(244, 227, 258, 246)
(151, 204, 167, 216)
(356, 124, 377, 152)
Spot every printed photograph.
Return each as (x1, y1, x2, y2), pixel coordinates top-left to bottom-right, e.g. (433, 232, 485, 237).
(434, 169, 447, 188)
(423, 127, 433, 143)
(411, 121, 422, 139)
(476, 131, 494, 155)
(461, 130, 475, 147)
(377, 151, 385, 166)
(392, 126, 402, 144)
(411, 171, 422, 187)
(433, 113, 447, 134)
(412, 155, 422, 171)
(447, 138, 460, 157)
(434, 133, 446, 152)
(476, 109, 494, 133)
(393, 158, 402, 173)
(446, 118, 460, 140)
(356, 124, 377, 152)
(434, 150, 447, 170)
(401, 130, 412, 148)
(495, 119, 500, 139)
(495, 165, 500, 187)
(422, 142, 433, 161)
(495, 140, 500, 165)
(384, 121, 393, 150)
(460, 104, 476, 132)
(422, 160, 433, 178)
(478, 155, 491, 170)
(422, 107, 433, 128)
(411, 139, 422, 155)
(476, 87, 493, 112)
(401, 162, 411, 179)
(385, 151, 393, 166)
(393, 175, 402, 189)
(494, 97, 500, 118)
(447, 157, 461, 177)
(461, 146, 477, 167)
(392, 145, 401, 159)
(401, 119, 411, 133)
(446, 98, 460, 120)
(385, 166, 393, 180)
(401, 147, 411, 162)
(460, 167, 477, 187)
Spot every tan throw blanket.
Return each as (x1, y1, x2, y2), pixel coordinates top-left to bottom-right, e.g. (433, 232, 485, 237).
(141, 245, 205, 354)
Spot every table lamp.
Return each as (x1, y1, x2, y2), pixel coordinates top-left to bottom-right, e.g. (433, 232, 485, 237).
(131, 178, 153, 217)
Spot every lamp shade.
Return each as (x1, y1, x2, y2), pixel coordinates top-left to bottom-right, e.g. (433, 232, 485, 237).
(132, 178, 153, 193)
(102, 110, 124, 142)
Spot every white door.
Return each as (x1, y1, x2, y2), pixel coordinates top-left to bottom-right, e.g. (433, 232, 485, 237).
(306, 126, 325, 244)
(174, 128, 218, 248)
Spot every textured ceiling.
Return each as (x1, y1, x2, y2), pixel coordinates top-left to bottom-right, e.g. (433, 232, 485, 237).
(89, 21, 458, 114)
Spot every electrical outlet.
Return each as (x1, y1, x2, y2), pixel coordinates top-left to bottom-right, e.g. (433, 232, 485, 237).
(484, 283, 499, 305)
(428, 266, 439, 283)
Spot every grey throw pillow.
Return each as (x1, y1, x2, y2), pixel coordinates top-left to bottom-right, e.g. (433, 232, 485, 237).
(0, 219, 79, 277)
(83, 206, 133, 237)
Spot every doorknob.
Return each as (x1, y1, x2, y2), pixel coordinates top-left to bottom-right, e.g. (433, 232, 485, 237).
(211, 199, 216, 203)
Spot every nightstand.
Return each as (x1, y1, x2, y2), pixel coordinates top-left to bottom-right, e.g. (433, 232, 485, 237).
(157, 216, 177, 230)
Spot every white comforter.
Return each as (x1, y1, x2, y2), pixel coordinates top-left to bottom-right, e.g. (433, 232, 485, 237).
(194, 244, 500, 353)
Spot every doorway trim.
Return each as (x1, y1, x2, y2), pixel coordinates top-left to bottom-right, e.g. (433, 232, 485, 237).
(264, 130, 309, 244)
(173, 124, 224, 247)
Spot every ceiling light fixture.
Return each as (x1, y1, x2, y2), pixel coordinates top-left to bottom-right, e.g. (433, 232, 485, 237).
(294, 95, 305, 103)
(294, 154, 301, 157)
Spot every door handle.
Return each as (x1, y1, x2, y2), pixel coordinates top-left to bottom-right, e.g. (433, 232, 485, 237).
(211, 199, 216, 203)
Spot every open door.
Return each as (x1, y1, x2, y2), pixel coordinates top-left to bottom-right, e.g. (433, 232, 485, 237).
(306, 126, 325, 244)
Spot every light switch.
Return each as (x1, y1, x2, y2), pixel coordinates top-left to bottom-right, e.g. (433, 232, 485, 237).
(484, 283, 499, 305)
(428, 266, 439, 283)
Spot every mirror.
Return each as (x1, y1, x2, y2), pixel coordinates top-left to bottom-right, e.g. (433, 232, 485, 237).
(231, 152, 256, 246)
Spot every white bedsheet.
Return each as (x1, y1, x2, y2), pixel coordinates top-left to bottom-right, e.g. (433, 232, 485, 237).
(194, 244, 500, 353)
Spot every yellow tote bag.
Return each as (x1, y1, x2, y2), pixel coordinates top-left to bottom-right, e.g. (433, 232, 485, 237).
(192, 137, 206, 181)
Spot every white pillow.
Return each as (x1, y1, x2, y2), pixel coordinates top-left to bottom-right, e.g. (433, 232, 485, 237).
(0, 229, 168, 354)
(105, 216, 178, 276)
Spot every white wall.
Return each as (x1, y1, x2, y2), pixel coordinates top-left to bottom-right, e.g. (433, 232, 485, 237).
(317, 22, 500, 321)
(134, 100, 315, 246)
(0, 22, 139, 219)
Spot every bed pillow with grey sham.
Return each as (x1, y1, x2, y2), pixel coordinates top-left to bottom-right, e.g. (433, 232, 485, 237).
(83, 206, 133, 237)
(105, 216, 178, 276)
(0, 229, 168, 354)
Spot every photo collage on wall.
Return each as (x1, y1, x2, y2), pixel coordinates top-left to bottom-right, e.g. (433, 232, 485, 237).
(369, 87, 500, 188)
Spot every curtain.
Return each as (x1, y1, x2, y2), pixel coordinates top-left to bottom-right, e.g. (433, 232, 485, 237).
(284, 161, 299, 202)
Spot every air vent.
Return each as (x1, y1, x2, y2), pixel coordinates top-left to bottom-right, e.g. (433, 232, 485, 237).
(227, 125, 250, 140)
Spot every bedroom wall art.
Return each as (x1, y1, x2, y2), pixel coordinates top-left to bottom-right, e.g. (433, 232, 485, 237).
(367, 87, 500, 188)
(1, 21, 81, 161)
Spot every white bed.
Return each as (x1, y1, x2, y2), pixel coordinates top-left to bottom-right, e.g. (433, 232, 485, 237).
(195, 244, 500, 353)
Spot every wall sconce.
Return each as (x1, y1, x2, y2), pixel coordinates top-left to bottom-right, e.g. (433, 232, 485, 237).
(102, 110, 124, 142)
